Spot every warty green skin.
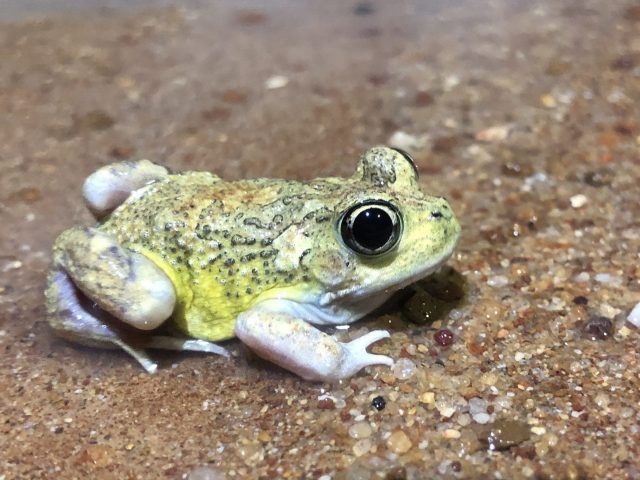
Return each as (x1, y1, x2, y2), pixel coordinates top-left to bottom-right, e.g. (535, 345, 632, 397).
(45, 146, 461, 380)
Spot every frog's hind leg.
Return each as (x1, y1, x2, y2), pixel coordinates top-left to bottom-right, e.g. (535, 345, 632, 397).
(45, 226, 177, 372)
(46, 268, 161, 373)
(83, 159, 169, 219)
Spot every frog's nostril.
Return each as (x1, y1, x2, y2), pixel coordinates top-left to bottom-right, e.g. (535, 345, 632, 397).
(431, 211, 444, 220)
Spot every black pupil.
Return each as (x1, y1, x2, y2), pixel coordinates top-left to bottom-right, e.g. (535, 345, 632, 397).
(352, 207, 393, 251)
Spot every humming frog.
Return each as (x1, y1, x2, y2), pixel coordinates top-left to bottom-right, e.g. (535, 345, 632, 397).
(45, 146, 460, 381)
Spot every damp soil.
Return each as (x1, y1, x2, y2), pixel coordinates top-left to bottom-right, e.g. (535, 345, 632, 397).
(1, 1, 639, 479)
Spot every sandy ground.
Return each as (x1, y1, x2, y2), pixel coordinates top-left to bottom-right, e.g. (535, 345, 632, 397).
(1, 1, 639, 478)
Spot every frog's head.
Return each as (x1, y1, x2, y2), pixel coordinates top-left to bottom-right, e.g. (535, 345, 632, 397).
(302, 146, 461, 315)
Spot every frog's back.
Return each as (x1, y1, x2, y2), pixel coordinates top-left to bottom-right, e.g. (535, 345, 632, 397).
(97, 172, 343, 341)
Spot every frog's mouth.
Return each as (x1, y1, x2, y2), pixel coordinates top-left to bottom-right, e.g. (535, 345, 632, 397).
(313, 238, 459, 325)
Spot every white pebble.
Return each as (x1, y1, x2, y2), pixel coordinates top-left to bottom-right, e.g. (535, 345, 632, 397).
(570, 194, 588, 208)
(472, 412, 492, 424)
(627, 302, 640, 328)
(1, 260, 22, 272)
(531, 426, 546, 435)
(468, 397, 488, 415)
(352, 438, 373, 457)
(457, 413, 471, 426)
(487, 275, 509, 287)
(264, 75, 289, 89)
(574, 271, 590, 283)
(475, 124, 511, 142)
(188, 466, 226, 480)
(435, 400, 457, 418)
(348, 422, 372, 439)
(392, 358, 416, 380)
(594, 273, 622, 286)
(387, 130, 427, 151)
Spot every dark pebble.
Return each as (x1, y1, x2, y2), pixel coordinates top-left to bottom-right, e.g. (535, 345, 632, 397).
(401, 289, 446, 324)
(384, 466, 407, 480)
(371, 395, 386, 411)
(583, 167, 614, 187)
(414, 91, 434, 107)
(610, 55, 636, 70)
(583, 316, 613, 340)
(434, 328, 454, 347)
(501, 160, 534, 178)
(353, 2, 375, 15)
(475, 419, 530, 451)
(573, 295, 589, 305)
(75, 110, 115, 131)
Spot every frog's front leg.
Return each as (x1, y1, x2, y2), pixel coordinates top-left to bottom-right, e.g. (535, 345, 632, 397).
(83, 159, 169, 219)
(235, 307, 393, 381)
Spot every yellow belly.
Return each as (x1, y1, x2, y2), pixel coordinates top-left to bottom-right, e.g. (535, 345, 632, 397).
(138, 249, 249, 341)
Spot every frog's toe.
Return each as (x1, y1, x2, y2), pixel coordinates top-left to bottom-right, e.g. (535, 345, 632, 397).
(145, 336, 231, 358)
(83, 159, 169, 218)
(339, 330, 393, 378)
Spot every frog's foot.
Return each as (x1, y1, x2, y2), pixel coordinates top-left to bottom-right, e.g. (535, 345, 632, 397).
(83, 159, 169, 219)
(235, 309, 393, 382)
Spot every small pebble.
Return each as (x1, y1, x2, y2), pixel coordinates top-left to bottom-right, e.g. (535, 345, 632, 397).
(574, 272, 590, 283)
(349, 422, 373, 439)
(584, 168, 614, 187)
(434, 328, 454, 346)
(487, 275, 509, 287)
(419, 392, 435, 405)
(469, 397, 488, 415)
(352, 438, 373, 457)
(475, 124, 510, 142)
(473, 412, 492, 424)
(540, 94, 557, 108)
(627, 302, 640, 328)
(188, 466, 226, 480)
(264, 75, 289, 89)
(353, 2, 375, 15)
(392, 358, 416, 380)
(573, 296, 588, 305)
(583, 316, 614, 340)
(594, 273, 622, 286)
(476, 419, 530, 451)
(436, 398, 457, 418)
(443, 429, 461, 439)
(570, 194, 588, 208)
(388, 130, 428, 151)
(371, 396, 386, 411)
(386, 430, 413, 454)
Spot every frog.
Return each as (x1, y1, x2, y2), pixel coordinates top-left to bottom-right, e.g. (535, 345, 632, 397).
(45, 146, 460, 381)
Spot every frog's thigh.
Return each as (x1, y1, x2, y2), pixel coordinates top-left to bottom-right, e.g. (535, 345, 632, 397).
(45, 267, 161, 374)
(83, 159, 169, 219)
(235, 308, 393, 382)
(52, 226, 176, 330)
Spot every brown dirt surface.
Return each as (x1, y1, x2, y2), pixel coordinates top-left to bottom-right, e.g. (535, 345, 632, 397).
(1, 1, 639, 479)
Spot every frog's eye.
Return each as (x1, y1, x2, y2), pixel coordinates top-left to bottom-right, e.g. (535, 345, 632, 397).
(340, 201, 402, 256)
(389, 147, 419, 179)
